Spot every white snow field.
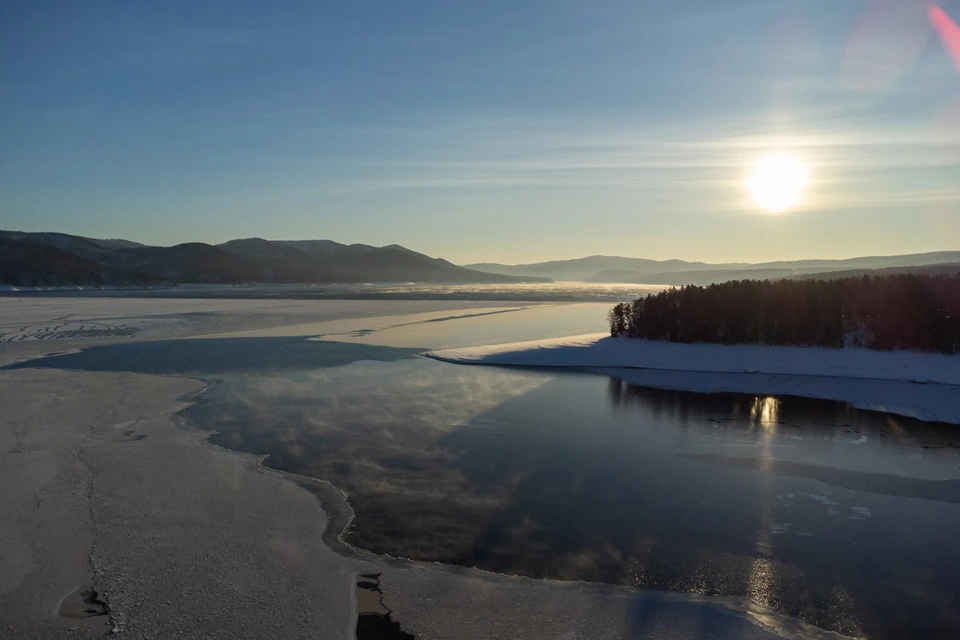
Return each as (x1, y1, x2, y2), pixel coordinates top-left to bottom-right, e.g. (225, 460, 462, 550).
(425, 334, 960, 424)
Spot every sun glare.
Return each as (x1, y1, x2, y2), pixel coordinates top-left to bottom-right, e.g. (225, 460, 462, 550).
(747, 153, 809, 213)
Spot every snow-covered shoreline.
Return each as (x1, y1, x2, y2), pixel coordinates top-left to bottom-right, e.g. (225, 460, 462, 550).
(424, 334, 960, 424)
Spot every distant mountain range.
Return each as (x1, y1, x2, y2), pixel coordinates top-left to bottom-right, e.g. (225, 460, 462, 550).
(466, 256, 747, 283)
(467, 252, 960, 285)
(4, 230, 957, 288)
(788, 262, 960, 281)
(0, 231, 551, 286)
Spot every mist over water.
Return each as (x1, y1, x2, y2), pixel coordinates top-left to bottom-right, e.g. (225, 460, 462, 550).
(0, 282, 668, 303)
(185, 354, 960, 640)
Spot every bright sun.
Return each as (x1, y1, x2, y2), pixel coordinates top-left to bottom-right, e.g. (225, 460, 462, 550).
(747, 153, 809, 213)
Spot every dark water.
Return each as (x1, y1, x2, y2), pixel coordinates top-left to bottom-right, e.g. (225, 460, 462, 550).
(14, 331, 960, 639)
(182, 355, 960, 640)
(355, 573, 414, 640)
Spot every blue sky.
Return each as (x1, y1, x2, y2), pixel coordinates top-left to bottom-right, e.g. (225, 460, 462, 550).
(2, 0, 958, 264)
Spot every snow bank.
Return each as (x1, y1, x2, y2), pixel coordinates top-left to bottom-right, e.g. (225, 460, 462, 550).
(424, 334, 960, 424)
(425, 334, 960, 385)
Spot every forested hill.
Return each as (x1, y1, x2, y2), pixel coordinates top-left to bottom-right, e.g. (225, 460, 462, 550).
(608, 274, 960, 354)
(0, 231, 551, 286)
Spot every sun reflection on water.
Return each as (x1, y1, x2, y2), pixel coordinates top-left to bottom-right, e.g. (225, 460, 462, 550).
(749, 396, 781, 428)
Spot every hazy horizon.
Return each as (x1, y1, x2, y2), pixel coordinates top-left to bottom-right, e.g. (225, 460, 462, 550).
(3, 1, 959, 264)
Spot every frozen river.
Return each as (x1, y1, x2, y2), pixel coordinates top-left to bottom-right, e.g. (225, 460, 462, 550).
(11, 300, 959, 639)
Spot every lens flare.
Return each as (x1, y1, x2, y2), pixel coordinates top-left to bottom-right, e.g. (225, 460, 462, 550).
(930, 6, 960, 75)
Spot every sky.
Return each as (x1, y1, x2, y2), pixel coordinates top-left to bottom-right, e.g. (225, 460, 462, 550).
(1, 0, 959, 265)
